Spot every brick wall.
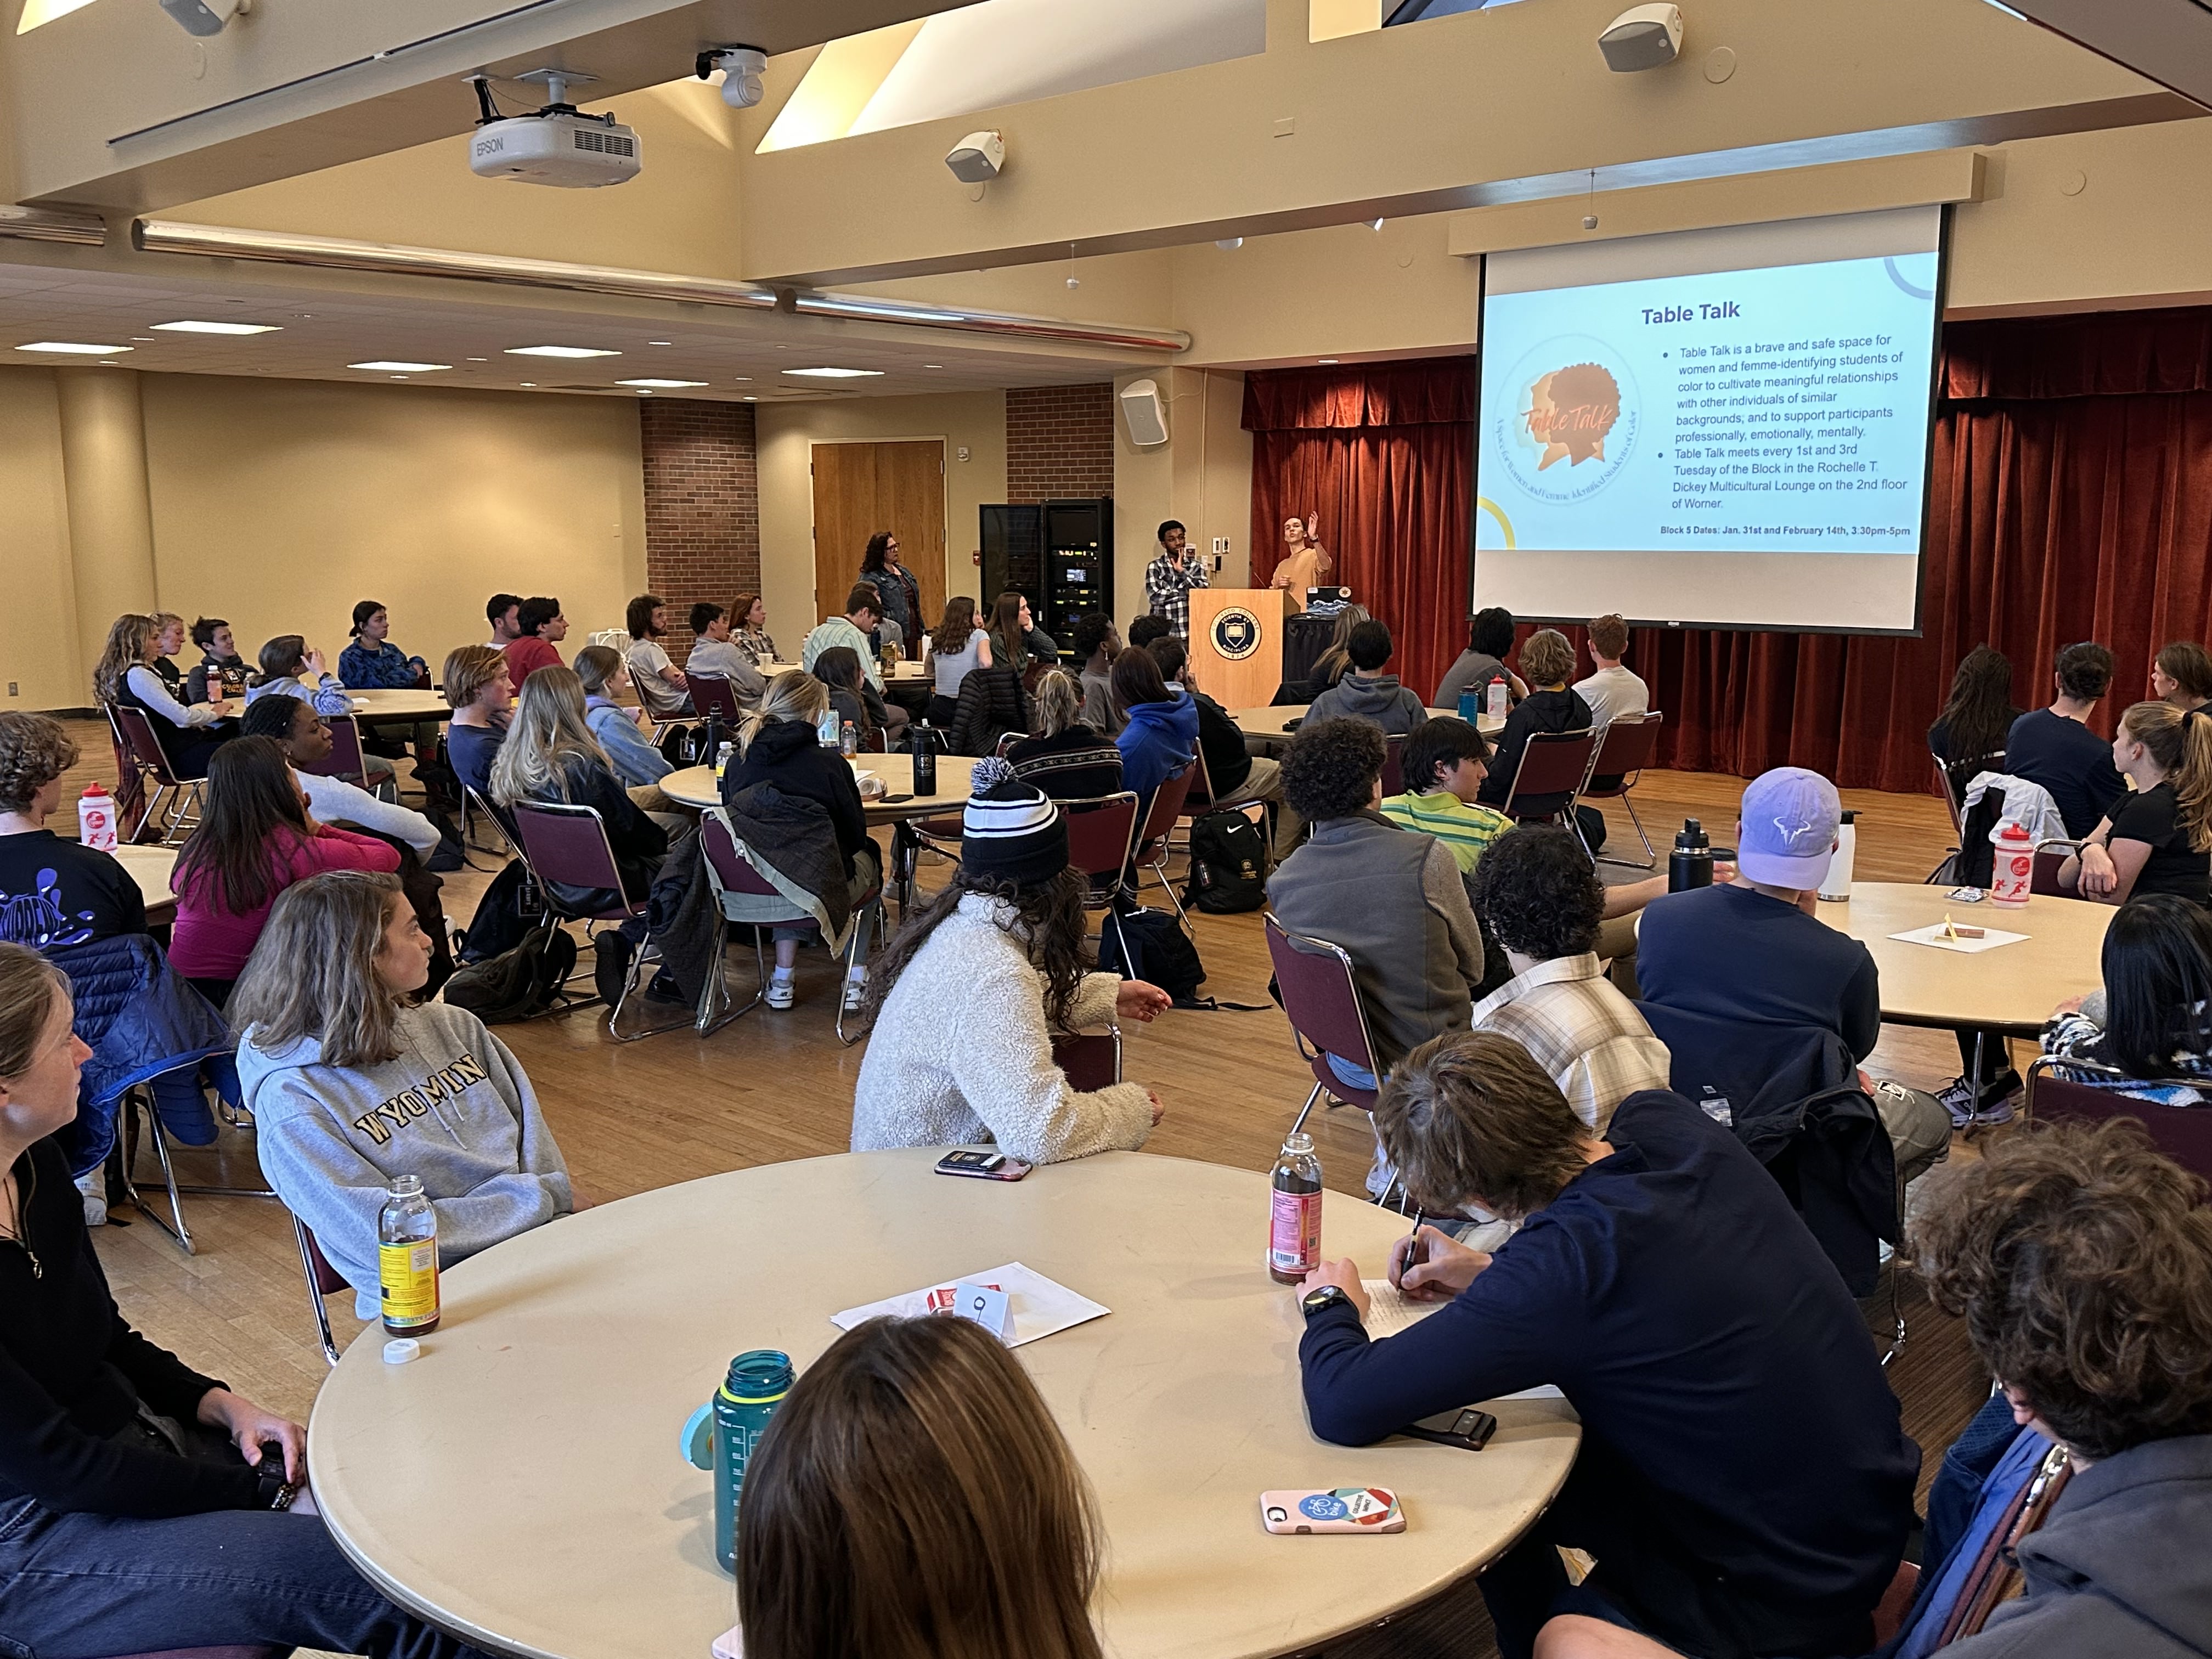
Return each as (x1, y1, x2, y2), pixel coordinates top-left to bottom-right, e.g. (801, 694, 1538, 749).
(1006, 383, 1115, 503)
(639, 399, 759, 663)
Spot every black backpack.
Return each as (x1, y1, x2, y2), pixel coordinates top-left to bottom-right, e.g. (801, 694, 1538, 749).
(440, 921, 577, 1024)
(1183, 811, 1268, 915)
(1097, 905, 1207, 1003)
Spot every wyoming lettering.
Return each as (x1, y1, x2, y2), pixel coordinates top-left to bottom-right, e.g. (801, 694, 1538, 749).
(351, 1051, 493, 1145)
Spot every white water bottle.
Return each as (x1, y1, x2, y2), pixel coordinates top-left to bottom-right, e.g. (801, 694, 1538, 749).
(77, 785, 118, 851)
(1990, 819, 2033, 908)
(1485, 679, 1509, 719)
(1818, 810, 1857, 901)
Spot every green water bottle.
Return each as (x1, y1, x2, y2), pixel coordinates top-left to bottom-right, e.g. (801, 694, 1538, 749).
(681, 1348, 794, 1573)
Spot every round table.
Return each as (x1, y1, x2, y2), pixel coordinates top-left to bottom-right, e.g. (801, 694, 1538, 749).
(1815, 881, 2112, 1034)
(108, 843, 179, 924)
(661, 752, 978, 826)
(308, 1151, 1580, 1659)
(1231, 704, 1500, 743)
(345, 688, 451, 725)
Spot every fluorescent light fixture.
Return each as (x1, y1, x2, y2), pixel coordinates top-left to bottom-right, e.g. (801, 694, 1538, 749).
(617, 378, 709, 389)
(152, 319, 281, 335)
(1317, 358, 1340, 364)
(16, 341, 130, 354)
(923, 364, 944, 369)
(732, 376, 753, 382)
(505, 345, 620, 359)
(348, 360, 451, 373)
(518, 382, 538, 388)
(465, 357, 489, 362)
(647, 340, 674, 346)
(782, 366, 883, 379)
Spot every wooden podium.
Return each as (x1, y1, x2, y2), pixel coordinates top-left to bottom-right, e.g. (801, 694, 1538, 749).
(1188, 589, 1292, 708)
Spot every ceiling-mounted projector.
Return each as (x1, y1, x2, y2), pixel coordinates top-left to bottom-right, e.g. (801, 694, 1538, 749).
(467, 71, 641, 189)
(1599, 4, 1683, 71)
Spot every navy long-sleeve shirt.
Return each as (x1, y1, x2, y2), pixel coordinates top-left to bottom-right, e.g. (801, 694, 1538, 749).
(1300, 1091, 1916, 1638)
(1636, 881, 1884, 1062)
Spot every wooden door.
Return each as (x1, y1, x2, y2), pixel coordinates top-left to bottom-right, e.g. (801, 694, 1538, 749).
(810, 439, 946, 633)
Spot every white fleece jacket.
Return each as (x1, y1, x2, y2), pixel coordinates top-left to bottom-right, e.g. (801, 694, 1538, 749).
(851, 894, 1153, 1165)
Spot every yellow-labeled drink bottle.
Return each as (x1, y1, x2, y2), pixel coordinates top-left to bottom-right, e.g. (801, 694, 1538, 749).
(378, 1173, 441, 1335)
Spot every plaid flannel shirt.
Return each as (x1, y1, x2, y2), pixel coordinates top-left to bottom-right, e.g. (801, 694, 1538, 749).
(1472, 952, 1673, 1133)
(1144, 551, 1210, 640)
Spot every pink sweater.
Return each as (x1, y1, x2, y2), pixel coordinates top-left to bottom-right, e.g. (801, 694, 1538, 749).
(171, 825, 400, 981)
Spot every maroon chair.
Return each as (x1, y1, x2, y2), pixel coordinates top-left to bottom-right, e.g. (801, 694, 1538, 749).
(1498, 727, 1599, 832)
(1051, 1029, 1123, 1092)
(686, 673, 743, 723)
(1264, 913, 1385, 1134)
(2031, 838, 2080, 898)
(1578, 712, 1664, 867)
(697, 807, 883, 1045)
(1378, 734, 1407, 799)
(297, 713, 383, 796)
(108, 703, 205, 845)
(508, 799, 683, 1042)
(1063, 791, 1141, 953)
(294, 1214, 351, 1367)
(2024, 1054, 2212, 1181)
(1131, 759, 1199, 926)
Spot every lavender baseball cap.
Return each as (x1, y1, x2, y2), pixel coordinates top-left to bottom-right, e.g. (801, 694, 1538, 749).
(1737, 767, 1842, 889)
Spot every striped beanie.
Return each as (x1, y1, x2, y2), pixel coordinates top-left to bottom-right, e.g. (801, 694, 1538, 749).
(961, 758, 1067, 886)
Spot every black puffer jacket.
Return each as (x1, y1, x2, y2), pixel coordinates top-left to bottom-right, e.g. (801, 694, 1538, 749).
(947, 665, 1033, 758)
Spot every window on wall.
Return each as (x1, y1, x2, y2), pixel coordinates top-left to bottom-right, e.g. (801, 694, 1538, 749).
(17, 0, 100, 33)
(1387, 0, 1533, 20)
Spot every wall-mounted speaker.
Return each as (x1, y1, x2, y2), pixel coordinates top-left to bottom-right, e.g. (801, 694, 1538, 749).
(1119, 378, 1169, 448)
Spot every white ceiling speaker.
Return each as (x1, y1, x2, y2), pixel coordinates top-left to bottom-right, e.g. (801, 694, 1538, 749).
(160, 0, 247, 35)
(1120, 379, 1169, 448)
(945, 131, 1006, 184)
(697, 47, 768, 109)
(1599, 4, 1683, 72)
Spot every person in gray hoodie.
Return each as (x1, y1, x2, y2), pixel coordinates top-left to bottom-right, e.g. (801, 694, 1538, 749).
(1534, 1118, 2212, 1659)
(230, 870, 573, 1321)
(1304, 618, 1428, 735)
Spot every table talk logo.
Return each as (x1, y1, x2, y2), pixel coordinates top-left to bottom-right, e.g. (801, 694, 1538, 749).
(1211, 606, 1263, 661)
(1491, 334, 1639, 506)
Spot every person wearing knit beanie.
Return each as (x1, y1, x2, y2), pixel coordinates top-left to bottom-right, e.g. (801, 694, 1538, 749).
(851, 757, 1171, 1164)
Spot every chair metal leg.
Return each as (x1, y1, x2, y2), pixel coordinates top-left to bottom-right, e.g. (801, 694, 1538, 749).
(606, 935, 692, 1043)
(834, 896, 883, 1047)
(702, 930, 771, 1037)
(116, 1093, 193, 1255)
(1288, 1081, 1325, 1139)
(296, 1217, 343, 1368)
(1147, 853, 1192, 930)
(157, 781, 206, 847)
(1597, 793, 1660, 870)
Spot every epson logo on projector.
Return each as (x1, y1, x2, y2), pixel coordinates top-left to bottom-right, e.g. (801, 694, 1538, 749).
(1641, 302, 1741, 324)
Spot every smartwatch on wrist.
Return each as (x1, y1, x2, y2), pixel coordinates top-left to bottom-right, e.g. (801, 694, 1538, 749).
(1300, 1284, 1353, 1322)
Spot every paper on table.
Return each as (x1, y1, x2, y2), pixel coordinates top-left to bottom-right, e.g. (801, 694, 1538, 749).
(1889, 923, 2030, 955)
(1361, 1279, 1442, 1338)
(830, 1261, 1109, 1348)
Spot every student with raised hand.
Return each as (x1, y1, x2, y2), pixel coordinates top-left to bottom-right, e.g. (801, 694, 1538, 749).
(441, 644, 513, 804)
(1537, 1119, 2212, 1659)
(573, 645, 675, 791)
(0, 942, 503, 1658)
(95, 612, 236, 779)
(246, 634, 353, 718)
(1434, 607, 1527, 713)
(2006, 641, 2129, 839)
(736, 1314, 1105, 1659)
(852, 761, 1166, 1165)
(623, 593, 693, 720)
(239, 695, 441, 864)
(237, 871, 573, 1323)
(1296, 1029, 1918, 1659)
(683, 601, 769, 708)
(169, 738, 400, 1008)
(501, 596, 568, 686)
(184, 616, 251, 706)
(2153, 639, 2212, 720)
(2057, 698, 2212, 907)
(1304, 618, 1427, 735)
(337, 600, 428, 689)
(2041, 892, 2212, 1105)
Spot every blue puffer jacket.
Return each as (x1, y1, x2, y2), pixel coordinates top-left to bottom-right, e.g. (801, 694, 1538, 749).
(49, 933, 238, 1176)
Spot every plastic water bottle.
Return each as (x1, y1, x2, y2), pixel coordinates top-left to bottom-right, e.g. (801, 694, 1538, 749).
(1485, 679, 1509, 719)
(910, 722, 938, 797)
(1269, 1131, 1323, 1284)
(1990, 819, 2033, 908)
(713, 741, 735, 784)
(1668, 818, 1716, 893)
(1818, 809, 1858, 901)
(377, 1174, 440, 1335)
(77, 785, 117, 851)
(1456, 688, 1481, 723)
(839, 720, 858, 758)
(681, 1350, 795, 1574)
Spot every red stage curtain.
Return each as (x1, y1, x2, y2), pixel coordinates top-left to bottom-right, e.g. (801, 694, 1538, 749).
(1245, 360, 1475, 707)
(1244, 314, 2212, 792)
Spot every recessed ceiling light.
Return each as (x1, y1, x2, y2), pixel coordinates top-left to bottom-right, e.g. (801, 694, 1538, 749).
(783, 366, 883, 379)
(505, 345, 620, 359)
(129, 336, 155, 342)
(923, 364, 944, 369)
(1318, 358, 1339, 364)
(153, 320, 281, 335)
(390, 375, 409, 381)
(742, 395, 757, 401)
(466, 357, 489, 363)
(349, 360, 451, 373)
(518, 382, 537, 388)
(617, 378, 709, 389)
(647, 340, 674, 346)
(732, 376, 753, 382)
(16, 341, 129, 354)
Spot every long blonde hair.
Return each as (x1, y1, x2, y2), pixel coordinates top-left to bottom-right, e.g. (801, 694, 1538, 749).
(93, 613, 159, 704)
(1032, 669, 1082, 738)
(490, 665, 612, 806)
(2120, 700, 2212, 852)
(742, 669, 830, 755)
(232, 872, 410, 1068)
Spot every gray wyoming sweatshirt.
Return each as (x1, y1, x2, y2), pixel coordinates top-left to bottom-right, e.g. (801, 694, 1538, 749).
(240, 1001, 573, 1321)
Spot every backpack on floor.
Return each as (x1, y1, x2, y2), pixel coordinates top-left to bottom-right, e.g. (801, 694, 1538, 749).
(1097, 905, 1207, 1003)
(1183, 811, 1267, 915)
(440, 920, 575, 1024)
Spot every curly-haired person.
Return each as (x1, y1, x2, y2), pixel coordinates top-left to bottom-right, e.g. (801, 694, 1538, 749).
(1531, 1117, 2212, 1659)
(1266, 716, 1485, 1197)
(0, 713, 145, 949)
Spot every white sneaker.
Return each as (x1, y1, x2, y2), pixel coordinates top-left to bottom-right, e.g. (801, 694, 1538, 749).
(842, 971, 868, 1012)
(766, 971, 796, 1011)
(76, 1170, 107, 1228)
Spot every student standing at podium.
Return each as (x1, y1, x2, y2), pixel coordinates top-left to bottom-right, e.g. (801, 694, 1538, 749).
(1270, 512, 1335, 612)
(1143, 520, 1209, 641)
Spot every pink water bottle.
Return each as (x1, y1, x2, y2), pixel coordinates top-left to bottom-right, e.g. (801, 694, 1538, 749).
(1990, 819, 2032, 908)
(77, 785, 117, 851)
(1269, 1131, 1323, 1283)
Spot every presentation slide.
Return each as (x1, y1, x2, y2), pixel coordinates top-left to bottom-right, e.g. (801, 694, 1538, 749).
(1471, 206, 1944, 633)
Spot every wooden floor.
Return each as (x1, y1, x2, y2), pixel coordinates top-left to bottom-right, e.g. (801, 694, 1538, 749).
(65, 721, 1999, 1657)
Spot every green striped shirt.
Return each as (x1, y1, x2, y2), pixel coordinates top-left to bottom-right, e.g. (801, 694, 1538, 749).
(1379, 791, 1513, 875)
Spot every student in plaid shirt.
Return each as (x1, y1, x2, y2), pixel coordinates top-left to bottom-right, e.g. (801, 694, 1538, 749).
(1143, 519, 1209, 640)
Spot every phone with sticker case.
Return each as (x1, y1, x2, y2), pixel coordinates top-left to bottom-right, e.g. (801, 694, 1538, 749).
(1260, 1487, 1404, 1534)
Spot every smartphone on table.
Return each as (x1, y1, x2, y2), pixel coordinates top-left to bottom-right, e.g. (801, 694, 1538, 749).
(934, 1148, 1032, 1181)
(1400, 1407, 1498, 1452)
(1260, 1487, 1404, 1534)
